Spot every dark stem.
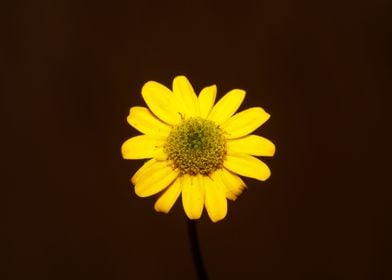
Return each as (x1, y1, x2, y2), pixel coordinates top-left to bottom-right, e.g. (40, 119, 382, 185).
(187, 219, 209, 280)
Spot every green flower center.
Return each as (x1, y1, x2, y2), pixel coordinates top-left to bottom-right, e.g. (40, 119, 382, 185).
(164, 117, 227, 176)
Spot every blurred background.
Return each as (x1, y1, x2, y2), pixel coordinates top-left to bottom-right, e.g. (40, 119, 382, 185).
(1, 0, 390, 279)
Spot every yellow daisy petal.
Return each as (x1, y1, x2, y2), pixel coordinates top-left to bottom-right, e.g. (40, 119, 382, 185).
(198, 85, 217, 118)
(204, 175, 227, 222)
(135, 165, 179, 197)
(127, 106, 170, 138)
(221, 107, 270, 139)
(172, 75, 199, 117)
(141, 81, 181, 125)
(227, 135, 275, 156)
(121, 135, 165, 159)
(154, 177, 182, 213)
(224, 153, 271, 181)
(131, 158, 156, 185)
(213, 168, 246, 201)
(182, 175, 204, 219)
(207, 89, 245, 125)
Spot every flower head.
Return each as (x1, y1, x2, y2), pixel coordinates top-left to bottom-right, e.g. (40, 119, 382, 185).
(122, 75, 275, 222)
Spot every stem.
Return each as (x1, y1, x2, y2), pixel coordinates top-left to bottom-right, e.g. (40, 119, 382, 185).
(187, 219, 209, 280)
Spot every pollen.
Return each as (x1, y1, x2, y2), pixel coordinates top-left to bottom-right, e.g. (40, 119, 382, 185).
(164, 117, 227, 176)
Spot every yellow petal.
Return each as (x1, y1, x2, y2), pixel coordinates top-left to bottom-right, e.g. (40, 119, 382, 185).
(172, 75, 199, 117)
(182, 175, 204, 220)
(207, 89, 245, 125)
(222, 107, 270, 139)
(135, 164, 179, 197)
(227, 135, 275, 156)
(131, 158, 157, 185)
(141, 81, 181, 125)
(198, 85, 217, 118)
(132, 159, 176, 185)
(127, 106, 170, 138)
(204, 176, 227, 222)
(213, 168, 246, 201)
(153, 150, 168, 161)
(121, 135, 165, 159)
(224, 153, 271, 181)
(154, 177, 182, 213)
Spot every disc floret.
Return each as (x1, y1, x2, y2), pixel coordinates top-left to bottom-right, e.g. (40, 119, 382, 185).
(165, 117, 227, 175)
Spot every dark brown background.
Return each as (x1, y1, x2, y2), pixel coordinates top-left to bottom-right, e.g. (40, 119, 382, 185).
(2, 0, 391, 279)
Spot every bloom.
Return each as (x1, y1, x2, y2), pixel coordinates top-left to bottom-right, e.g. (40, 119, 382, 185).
(122, 75, 275, 222)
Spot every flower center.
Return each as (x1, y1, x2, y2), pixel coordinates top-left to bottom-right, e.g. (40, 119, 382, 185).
(164, 117, 227, 176)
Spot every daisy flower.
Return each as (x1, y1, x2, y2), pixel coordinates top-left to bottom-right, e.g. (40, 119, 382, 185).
(121, 75, 275, 222)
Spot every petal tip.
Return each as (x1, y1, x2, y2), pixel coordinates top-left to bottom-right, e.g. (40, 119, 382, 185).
(209, 212, 227, 223)
(154, 203, 169, 214)
(134, 186, 146, 197)
(269, 143, 276, 156)
(121, 140, 131, 159)
(186, 213, 202, 220)
(209, 84, 217, 91)
(258, 170, 271, 181)
(257, 107, 271, 121)
(173, 74, 188, 81)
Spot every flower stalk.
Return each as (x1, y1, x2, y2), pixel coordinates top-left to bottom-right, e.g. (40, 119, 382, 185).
(187, 219, 208, 280)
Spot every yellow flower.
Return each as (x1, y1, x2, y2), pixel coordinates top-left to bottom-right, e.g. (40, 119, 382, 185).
(121, 75, 275, 222)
